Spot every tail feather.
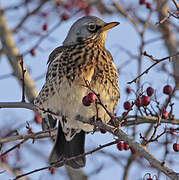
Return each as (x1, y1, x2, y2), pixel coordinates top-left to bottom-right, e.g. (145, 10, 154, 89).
(48, 121, 85, 169)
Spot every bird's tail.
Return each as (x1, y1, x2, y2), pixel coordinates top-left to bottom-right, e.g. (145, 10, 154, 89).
(48, 121, 86, 169)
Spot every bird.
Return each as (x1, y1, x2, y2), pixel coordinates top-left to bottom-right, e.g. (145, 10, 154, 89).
(34, 16, 120, 169)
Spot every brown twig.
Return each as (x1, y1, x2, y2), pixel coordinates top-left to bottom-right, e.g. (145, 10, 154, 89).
(128, 51, 179, 84)
(22, 10, 80, 57)
(0, 128, 57, 144)
(0, 139, 27, 157)
(0, 101, 178, 179)
(140, 125, 166, 146)
(19, 56, 26, 102)
(12, 1, 48, 33)
(13, 140, 119, 180)
(172, 0, 179, 10)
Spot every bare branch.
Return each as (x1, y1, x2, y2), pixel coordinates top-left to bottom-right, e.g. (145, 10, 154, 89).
(128, 51, 179, 84)
(13, 140, 119, 180)
(0, 128, 56, 144)
(0, 4, 38, 102)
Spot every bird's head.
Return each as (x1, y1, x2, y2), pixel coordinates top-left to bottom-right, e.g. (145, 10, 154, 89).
(63, 16, 119, 46)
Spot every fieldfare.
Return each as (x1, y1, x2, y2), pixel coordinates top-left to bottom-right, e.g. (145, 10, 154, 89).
(34, 16, 120, 169)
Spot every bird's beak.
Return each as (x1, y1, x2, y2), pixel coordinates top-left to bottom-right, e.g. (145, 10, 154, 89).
(101, 22, 120, 31)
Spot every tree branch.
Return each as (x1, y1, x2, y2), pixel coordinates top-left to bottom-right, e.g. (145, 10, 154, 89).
(0, 101, 178, 180)
(0, 4, 38, 102)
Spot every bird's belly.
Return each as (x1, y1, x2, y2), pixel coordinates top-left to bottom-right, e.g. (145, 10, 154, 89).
(46, 77, 117, 132)
(46, 78, 94, 132)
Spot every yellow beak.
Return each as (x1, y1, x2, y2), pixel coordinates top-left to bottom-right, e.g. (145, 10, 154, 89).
(101, 22, 120, 31)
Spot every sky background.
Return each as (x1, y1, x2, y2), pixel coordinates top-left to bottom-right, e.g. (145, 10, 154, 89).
(0, 0, 178, 180)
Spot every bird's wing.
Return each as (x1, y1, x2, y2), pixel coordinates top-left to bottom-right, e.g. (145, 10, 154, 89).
(47, 46, 64, 65)
(34, 46, 65, 106)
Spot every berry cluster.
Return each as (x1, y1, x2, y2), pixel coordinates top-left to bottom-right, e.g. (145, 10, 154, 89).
(139, 0, 152, 9)
(123, 85, 173, 120)
(117, 141, 136, 154)
(82, 92, 96, 106)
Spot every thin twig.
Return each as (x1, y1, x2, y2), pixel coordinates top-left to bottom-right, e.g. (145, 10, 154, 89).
(0, 139, 27, 157)
(0, 101, 178, 179)
(19, 56, 26, 102)
(13, 140, 119, 180)
(128, 51, 179, 84)
(0, 128, 57, 144)
(172, 0, 179, 10)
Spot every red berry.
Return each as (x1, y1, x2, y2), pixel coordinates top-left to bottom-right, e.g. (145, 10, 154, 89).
(147, 178, 153, 180)
(173, 143, 179, 152)
(30, 49, 35, 56)
(163, 85, 172, 95)
(146, 87, 154, 96)
(42, 24, 48, 31)
(34, 113, 42, 124)
(146, 2, 152, 9)
(61, 13, 69, 21)
(139, 0, 146, 4)
(124, 142, 130, 150)
(1, 155, 7, 162)
(141, 95, 150, 106)
(87, 93, 96, 103)
(130, 147, 136, 154)
(100, 128, 106, 134)
(117, 142, 124, 151)
(50, 167, 56, 174)
(82, 96, 91, 106)
(162, 109, 168, 119)
(135, 98, 142, 107)
(126, 87, 131, 94)
(123, 101, 131, 110)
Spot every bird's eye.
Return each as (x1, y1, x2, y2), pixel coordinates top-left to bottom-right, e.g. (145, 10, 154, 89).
(88, 23, 97, 32)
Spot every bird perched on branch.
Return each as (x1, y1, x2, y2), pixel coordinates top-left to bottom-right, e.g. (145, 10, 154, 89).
(34, 16, 120, 169)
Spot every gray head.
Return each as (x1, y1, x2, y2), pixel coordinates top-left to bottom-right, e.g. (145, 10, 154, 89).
(63, 16, 119, 46)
